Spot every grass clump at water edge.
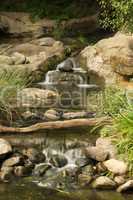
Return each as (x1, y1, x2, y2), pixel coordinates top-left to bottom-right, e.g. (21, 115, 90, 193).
(96, 87, 133, 175)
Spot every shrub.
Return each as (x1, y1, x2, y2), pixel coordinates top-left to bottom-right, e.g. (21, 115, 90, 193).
(97, 0, 133, 32)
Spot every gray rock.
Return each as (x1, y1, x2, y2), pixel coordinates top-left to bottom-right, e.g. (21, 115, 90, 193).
(33, 163, 52, 176)
(22, 148, 46, 164)
(57, 58, 74, 72)
(50, 154, 68, 168)
(85, 146, 108, 162)
(0, 138, 12, 159)
(117, 180, 133, 193)
(2, 156, 23, 167)
(92, 176, 116, 190)
(103, 159, 128, 175)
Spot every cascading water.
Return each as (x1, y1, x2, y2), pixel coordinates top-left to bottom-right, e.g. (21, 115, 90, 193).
(38, 57, 99, 109)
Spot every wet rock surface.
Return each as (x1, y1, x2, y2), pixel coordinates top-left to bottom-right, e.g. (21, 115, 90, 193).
(22, 148, 46, 164)
(49, 154, 68, 168)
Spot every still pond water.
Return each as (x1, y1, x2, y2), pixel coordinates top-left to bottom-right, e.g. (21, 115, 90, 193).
(0, 180, 132, 200)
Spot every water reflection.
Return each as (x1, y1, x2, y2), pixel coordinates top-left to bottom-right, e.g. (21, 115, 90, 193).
(0, 181, 132, 200)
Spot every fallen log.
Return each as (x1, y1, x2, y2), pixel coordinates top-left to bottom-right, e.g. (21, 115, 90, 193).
(0, 117, 112, 134)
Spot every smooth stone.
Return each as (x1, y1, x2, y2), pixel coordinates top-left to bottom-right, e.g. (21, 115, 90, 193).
(2, 156, 24, 167)
(103, 159, 128, 175)
(96, 137, 117, 159)
(78, 174, 92, 187)
(0, 166, 14, 182)
(114, 176, 126, 186)
(33, 163, 52, 176)
(44, 109, 61, 121)
(85, 146, 108, 162)
(117, 180, 133, 193)
(50, 154, 68, 168)
(22, 148, 46, 164)
(92, 176, 116, 190)
(11, 52, 27, 64)
(0, 139, 12, 159)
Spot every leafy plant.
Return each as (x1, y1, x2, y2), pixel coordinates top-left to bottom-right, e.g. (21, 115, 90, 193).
(97, 0, 133, 32)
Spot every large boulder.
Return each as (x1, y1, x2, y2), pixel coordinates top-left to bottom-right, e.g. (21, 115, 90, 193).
(79, 33, 133, 88)
(0, 139, 12, 159)
(17, 88, 59, 109)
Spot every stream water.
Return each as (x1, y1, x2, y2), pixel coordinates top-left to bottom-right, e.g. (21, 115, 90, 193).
(0, 180, 132, 200)
(0, 129, 132, 200)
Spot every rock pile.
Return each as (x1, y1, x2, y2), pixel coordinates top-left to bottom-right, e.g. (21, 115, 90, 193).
(0, 137, 132, 193)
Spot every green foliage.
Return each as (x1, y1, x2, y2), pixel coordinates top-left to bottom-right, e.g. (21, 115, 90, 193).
(99, 87, 133, 175)
(99, 87, 127, 116)
(0, 69, 29, 123)
(97, 0, 133, 32)
(0, 0, 97, 21)
(115, 106, 133, 175)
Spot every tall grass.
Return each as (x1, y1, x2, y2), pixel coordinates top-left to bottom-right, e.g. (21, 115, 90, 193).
(99, 87, 133, 175)
(0, 69, 29, 124)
